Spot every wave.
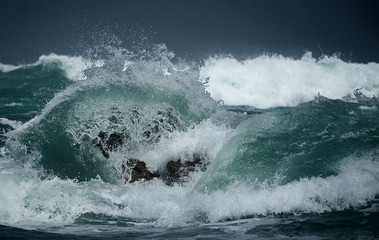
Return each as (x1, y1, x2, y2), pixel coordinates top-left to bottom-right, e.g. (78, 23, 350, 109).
(195, 99, 379, 192)
(3, 51, 379, 109)
(0, 46, 378, 233)
(1, 151, 377, 228)
(200, 52, 379, 108)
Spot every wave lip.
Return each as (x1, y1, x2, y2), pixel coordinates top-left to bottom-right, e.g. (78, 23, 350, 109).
(200, 52, 379, 109)
(0, 63, 20, 72)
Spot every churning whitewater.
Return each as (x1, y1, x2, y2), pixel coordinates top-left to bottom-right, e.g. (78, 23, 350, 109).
(0, 45, 379, 237)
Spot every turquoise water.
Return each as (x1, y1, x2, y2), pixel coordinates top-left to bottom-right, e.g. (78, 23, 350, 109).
(1, 46, 379, 239)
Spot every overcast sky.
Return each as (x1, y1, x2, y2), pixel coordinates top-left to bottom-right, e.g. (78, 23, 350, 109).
(1, 0, 378, 64)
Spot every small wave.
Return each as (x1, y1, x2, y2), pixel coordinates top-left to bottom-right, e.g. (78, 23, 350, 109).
(37, 54, 104, 81)
(360, 105, 378, 110)
(0, 54, 104, 81)
(3, 103, 24, 107)
(0, 63, 21, 72)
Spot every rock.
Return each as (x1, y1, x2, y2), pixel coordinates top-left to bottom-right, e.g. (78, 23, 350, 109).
(165, 156, 207, 185)
(120, 157, 207, 185)
(166, 160, 199, 179)
(166, 160, 183, 179)
(95, 131, 128, 159)
(92, 109, 208, 185)
(94, 130, 208, 185)
(107, 132, 124, 150)
(123, 159, 160, 183)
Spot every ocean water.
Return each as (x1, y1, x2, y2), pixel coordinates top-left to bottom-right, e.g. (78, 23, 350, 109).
(0, 44, 379, 239)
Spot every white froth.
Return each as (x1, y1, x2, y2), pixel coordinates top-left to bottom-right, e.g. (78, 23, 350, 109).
(1, 150, 378, 230)
(138, 120, 232, 171)
(200, 53, 379, 109)
(0, 117, 23, 129)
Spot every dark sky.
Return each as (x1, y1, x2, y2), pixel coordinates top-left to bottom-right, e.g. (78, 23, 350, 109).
(1, 0, 379, 64)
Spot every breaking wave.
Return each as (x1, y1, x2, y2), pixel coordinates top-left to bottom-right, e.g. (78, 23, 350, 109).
(0, 45, 378, 236)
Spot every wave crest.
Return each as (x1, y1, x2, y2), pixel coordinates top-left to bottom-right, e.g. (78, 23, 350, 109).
(200, 52, 379, 108)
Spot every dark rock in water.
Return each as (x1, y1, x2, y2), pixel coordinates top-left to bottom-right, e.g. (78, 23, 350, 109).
(166, 160, 183, 179)
(93, 129, 208, 185)
(93, 110, 208, 185)
(107, 133, 124, 150)
(166, 160, 200, 179)
(120, 156, 207, 185)
(142, 130, 151, 139)
(95, 131, 128, 159)
(108, 115, 120, 124)
(123, 159, 160, 183)
(165, 156, 207, 185)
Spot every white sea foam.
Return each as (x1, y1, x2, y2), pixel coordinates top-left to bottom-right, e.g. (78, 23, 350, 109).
(196, 155, 379, 222)
(137, 119, 232, 171)
(0, 151, 378, 229)
(200, 53, 379, 108)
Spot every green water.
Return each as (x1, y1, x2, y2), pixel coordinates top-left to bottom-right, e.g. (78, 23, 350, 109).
(0, 52, 378, 239)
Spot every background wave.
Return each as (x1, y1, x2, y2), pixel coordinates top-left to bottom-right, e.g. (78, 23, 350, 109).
(200, 53, 379, 108)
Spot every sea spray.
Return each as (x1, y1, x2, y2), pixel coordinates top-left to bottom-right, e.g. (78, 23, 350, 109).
(0, 47, 378, 238)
